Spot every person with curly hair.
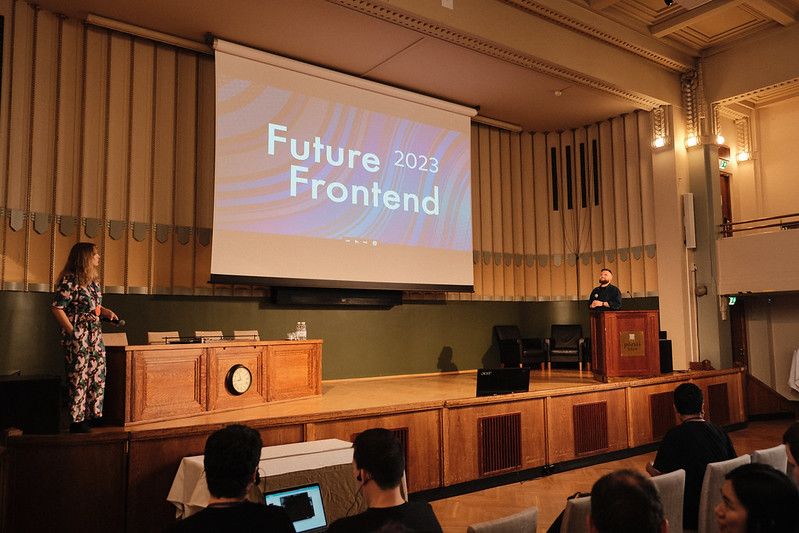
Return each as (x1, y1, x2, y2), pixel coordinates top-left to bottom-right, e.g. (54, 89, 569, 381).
(51, 242, 118, 433)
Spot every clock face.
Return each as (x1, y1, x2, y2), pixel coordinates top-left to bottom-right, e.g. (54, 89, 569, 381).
(225, 364, 252, 395)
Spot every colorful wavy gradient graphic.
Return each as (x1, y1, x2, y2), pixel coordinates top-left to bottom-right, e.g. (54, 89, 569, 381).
(214, 76, 472, 252)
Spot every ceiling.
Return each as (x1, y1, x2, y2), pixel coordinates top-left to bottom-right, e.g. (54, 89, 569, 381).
(30, 0, 798, 131)
(575, 0, 799, 52)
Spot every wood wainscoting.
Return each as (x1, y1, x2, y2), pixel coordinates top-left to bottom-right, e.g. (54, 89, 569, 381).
(444, 398, 546, 486)
(2, 367, 745, 533)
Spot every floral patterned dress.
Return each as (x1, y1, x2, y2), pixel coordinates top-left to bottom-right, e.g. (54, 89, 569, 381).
(52, 275, 106, 423)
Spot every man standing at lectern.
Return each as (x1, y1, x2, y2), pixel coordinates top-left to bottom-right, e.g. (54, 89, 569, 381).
(589, 268, 622, 311)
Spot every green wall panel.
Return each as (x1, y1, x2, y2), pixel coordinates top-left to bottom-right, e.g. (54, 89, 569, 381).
(0, 292, 657, 380)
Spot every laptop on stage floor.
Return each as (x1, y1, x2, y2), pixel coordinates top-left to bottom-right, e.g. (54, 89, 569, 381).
(476, 367, 531, 397)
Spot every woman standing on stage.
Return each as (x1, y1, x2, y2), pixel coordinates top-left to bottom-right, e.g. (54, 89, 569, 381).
(51, 242, 118, 433)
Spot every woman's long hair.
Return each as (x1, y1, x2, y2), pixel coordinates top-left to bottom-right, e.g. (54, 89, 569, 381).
(58, 242, 98, 286)
(726, 463, 799, 533)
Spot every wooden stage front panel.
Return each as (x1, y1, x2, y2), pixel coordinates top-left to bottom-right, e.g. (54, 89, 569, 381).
(309, 409, 442, 491)
(546, 388, 628, 463)
(444, 398, 546, 486)
(3, 367, 745, 533)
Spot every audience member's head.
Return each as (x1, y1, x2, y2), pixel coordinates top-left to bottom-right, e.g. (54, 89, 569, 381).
(783, 421, 799, 485)
(203, 424, 262, 499)
(673, 382, 703, 416)
(353, 428, 405, 490)
(590, 469, 666, 533)
(716, 463, 799, 533)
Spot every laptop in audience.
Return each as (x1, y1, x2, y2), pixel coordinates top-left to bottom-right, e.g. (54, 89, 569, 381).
(264, 483, 327, 533)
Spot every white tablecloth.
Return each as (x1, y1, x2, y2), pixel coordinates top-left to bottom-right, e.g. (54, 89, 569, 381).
(790, 348, 799, 393)
(167, 438, 354, 519)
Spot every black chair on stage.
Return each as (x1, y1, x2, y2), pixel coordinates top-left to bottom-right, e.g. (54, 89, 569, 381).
(545, 324, 588, 371)
(494, 325, 546, 369)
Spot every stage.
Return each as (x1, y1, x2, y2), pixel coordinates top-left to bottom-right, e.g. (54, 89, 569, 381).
(1, 367, 745, 533)
(126, 368, 604, 432)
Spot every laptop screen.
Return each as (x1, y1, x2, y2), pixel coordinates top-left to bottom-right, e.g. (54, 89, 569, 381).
(264, 483, 327, 532)
(476, 368, 531, 397)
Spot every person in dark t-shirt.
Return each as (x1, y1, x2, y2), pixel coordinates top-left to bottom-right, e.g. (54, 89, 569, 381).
(169, 424, 295, 533)
(647, 383, 736, 530)
(328, 428, 442, 533)
(589, 268, 622, 311)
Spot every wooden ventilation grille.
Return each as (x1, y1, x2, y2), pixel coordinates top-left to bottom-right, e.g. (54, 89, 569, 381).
(391, 427, 410, 487)
(573, 402, 609, 455)
(707, 383, 730, 425)
(350, 427, 410, 485)
(478, 413, 522, 476)
(650, 391, 676, 439)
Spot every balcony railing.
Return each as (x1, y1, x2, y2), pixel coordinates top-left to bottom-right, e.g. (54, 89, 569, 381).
(720, 212, 799, 237)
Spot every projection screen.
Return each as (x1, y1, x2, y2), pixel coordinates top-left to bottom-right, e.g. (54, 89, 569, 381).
(211, 39, 475, 291)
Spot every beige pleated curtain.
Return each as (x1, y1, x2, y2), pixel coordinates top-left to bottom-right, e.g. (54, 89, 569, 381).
(0, 1, 657, 301)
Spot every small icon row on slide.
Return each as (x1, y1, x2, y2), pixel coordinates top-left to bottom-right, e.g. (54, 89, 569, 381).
(344, 239, 378, 246)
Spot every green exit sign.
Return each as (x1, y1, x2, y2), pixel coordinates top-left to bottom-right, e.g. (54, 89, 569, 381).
(719, 158, 729, 170)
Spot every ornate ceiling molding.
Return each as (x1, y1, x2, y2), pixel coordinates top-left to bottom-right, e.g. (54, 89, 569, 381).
(715, 77, 799, 106)
(330, 0, 664, 109)
(717, 104, 749, 121)
(501, 0, 692, 73)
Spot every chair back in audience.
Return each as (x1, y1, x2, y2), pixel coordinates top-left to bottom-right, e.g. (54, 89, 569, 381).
(467, 507, 537, 533)
(147, 331, 179, 344)
(651, 469, 685, 533)
(560, 495, 591, 533)
(233, 330, 260, 341)
(751, 444, 788, 473)
(697, 455, 751, 533)
(103, 332, 128, 347)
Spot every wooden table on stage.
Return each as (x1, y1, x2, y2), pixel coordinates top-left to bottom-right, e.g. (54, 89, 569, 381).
(104, 339, 322, 426)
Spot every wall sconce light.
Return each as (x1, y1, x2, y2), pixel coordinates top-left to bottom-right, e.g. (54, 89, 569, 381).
(652, 136, 667, 149)
(735, 117, 752, 163)
(685, 136, 699, 148)
(716, 135, 725, 145)
(650, 106, 671, 150)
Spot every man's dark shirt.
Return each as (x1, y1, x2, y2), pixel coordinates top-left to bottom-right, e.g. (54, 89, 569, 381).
(168, 501, 295, 533)
(588, 284, 622, 310)
(653, 420, 736, 530)
(327, 501, 442, 533)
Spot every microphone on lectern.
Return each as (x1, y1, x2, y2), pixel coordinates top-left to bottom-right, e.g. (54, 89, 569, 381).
(101, 316, 126, 327)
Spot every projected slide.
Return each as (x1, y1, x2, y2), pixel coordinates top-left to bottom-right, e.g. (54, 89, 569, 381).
(212, 41, 475, 290)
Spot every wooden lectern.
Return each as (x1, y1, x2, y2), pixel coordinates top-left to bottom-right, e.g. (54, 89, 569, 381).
(591, 310, 660, 382)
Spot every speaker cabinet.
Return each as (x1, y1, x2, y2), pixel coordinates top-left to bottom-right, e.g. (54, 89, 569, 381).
(659, 339, 673, 374)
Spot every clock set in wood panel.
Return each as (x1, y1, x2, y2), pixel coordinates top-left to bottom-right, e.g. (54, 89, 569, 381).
(105, 340, 322, 426)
